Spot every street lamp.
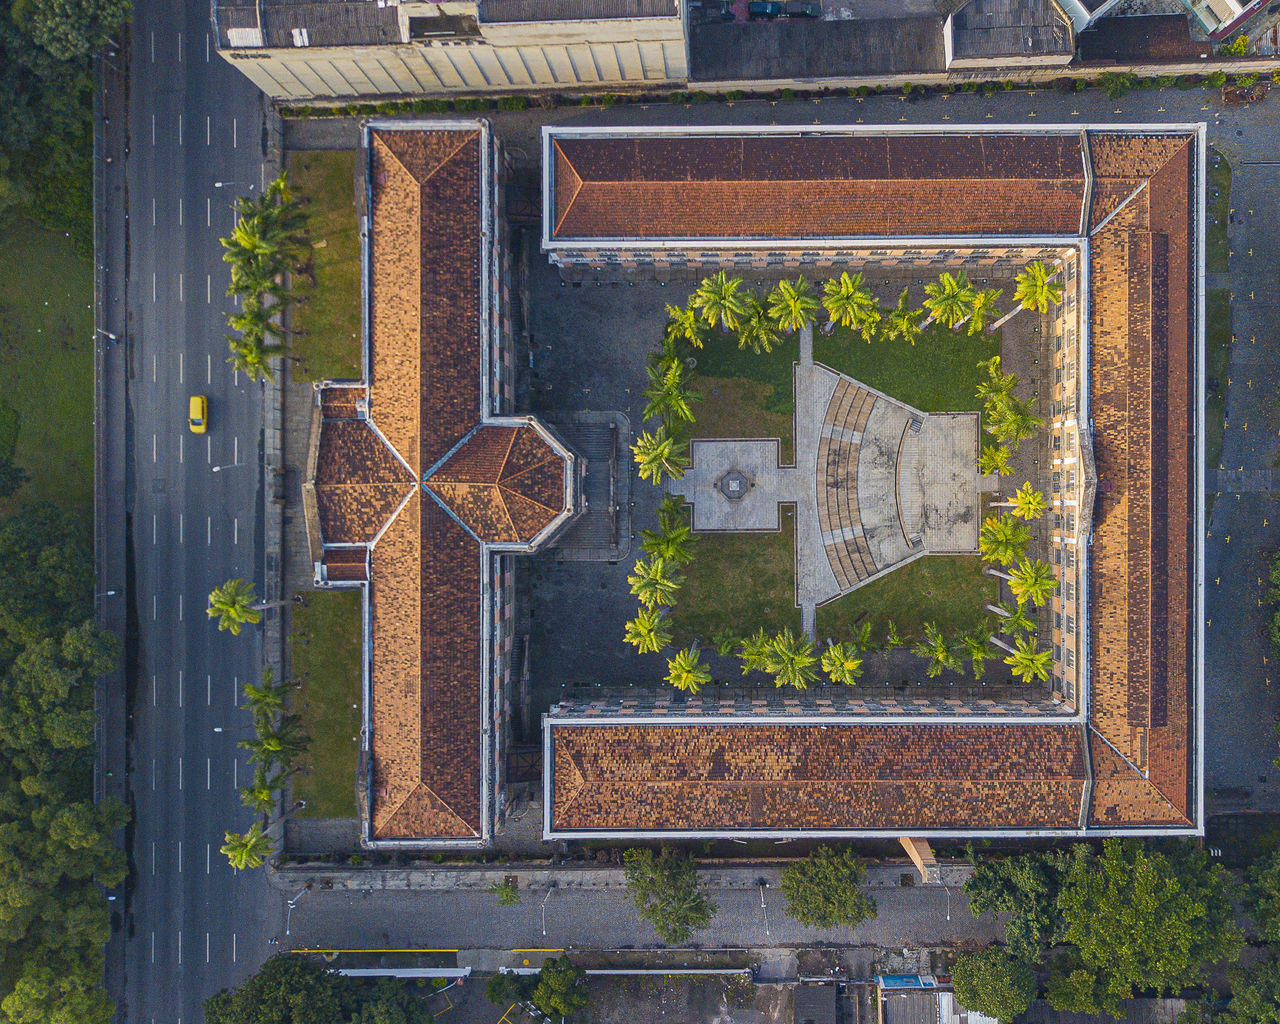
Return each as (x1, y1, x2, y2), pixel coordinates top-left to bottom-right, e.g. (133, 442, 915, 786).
(214, 181, 254, 190)
(540, 884, 556, 938)
(285, 885, 311, 936)
(758, 879, 771, 940)
(943, 885, 951, 922)
(211, 462, 250, 473)
(95, 589, 118, 598)
(96, 328, 118, 341)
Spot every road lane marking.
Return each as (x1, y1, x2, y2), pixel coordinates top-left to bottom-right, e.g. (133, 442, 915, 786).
(179, 272, 184, 303)
(179, 513, 184, 544)
(152, 197, 156, 225)
(178, 434, 183, 464)
(207, 516, 211, 545)
(260, 163, 266, 191)
(151, 932, 155, 963)
(206, 32, 210, 62)
(207, 353, 212, 383)
(206, 274, 212, 304)
(234, 368, 240, 387)
(206, 196, 211, 227)
(179, 351, 184, 383)
(178, 670, 183, 707)
(152, 353, 157, 382)
(178, 840, 182, 871)
(151, 841, 155, 873)
(178, 931, 182, 966)
(178, 32, 183, 63)
(233, 118, 238, 148)
(152, 271, 156, 302)
(178, 758, 183, 790)
(152, 594, 157, 620)
(206, 757, 211, 787)
(234, 675, 239, 706)
(152, 514, 157, 544)
(152, 674, 157, 706)
(234, 518, 239, 545)
(206, 115, 211, 145)
(206, 933, 210, 963)
(207, 435, 212, 463)
(206, 843, 211, 873)
(151, 114, 156, 146)
(178, 593, 183, 620)
(234, 436, 238, 463)
(232, 933, 237, 962)
(150, 30, 155, 62)
(178, 114, 183, 146)
(233, 759, 238, 789)
(152, 434, 156, 462)
(151, 759, 156, 791)
(179, 197, 183, 226)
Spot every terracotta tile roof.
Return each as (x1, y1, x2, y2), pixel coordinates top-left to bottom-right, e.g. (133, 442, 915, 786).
(321, 386, 365, 418)
(314, 418, 414, 544)
(550, 723, 1087, 832)
(322, 547, 368, 583)
(549, 132, 1086, 240)
(424, 424, 568, 545)
(1087, 730, 1189, 826)
(1086, 132, 1194, 825)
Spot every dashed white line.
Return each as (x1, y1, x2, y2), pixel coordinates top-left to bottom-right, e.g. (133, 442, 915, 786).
(233, 759, 238, 789)
(179, 513, 184, 544)
(152, 271, 157, 302)
(207, 353, 212, 383)
(151, 114, 156, 146)
(152, 673, 157, 706)
(152, 594, 157, 620)
(152, 434, 157, 462)
(179, 351, 184, 384)
(207, 516, 212, 545)
(206, 933, 210, 963)
(151, 759, 156, 792)
(206, 115, 211, 146)
(234, 518, 239, 545)
(150, 931, 155, 963)
(260, 163, 266, 191)
(178, 434, 183, 464)
(152, 197, 156, 225)
(177, 931, 182, 966)
(179, 272, 184, 303)
(178, 758, 183, 791)
(234, 436, 239, 463)
(178, 670, 183, 708)
(206, 32, 210, 62)
(206, 274, 212, 304)
(150, 30, 155, 62)
(232, 933, 237, 962)
(152, 513, 158, 544)
(178, 839, 183, 870)
(206, 843, 211, 874)
(207, 435, 212, 463)
(233, 118, 238, 148)
(177, 114, 183, 147)
(178, 197, 183, 226)
(206, 196, 211, 227)
(206, 756, 211, 788)
(151, 841, 155, 874)
(178, 593, 184, 620)
(177, 32, 183, 63)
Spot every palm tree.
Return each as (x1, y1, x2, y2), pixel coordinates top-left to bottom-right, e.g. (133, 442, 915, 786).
(641, 519, 695, 566)
(821, 272, 879, 340)
(884, 620, 905, 650)
(208, 578, 262, 635)
(922, 271, 976, 329)
(978, 514, 1031, 566)
(239, 769, 277, 815)
(990, 395, 1042, 448)
(642, 358, 699, 428)
(243, 668, 287, 720)
(241, 714, 309, 767)
(1000, 558, 1058, 607)
(627, 556, 684, 609)
(220, 821, 274, 870)
(851, 620, 876, 652)
(737, 628, 772, 676)
(990, 261, 1064, 331)
(226, 332, 285, 383)
(976, 356, 1018, 415)
(913, 622, 961, 678)
(988, 601, 1037, 636)
(736, 295, 783, 355)
(693, 271, 750, 332)
(766, 277, 819, 334)
(821, 642, 864, 685)
(1000, 481, 1047, 521)
(997, 635, 1053, 684)
(632, 428, 690, 485)
(657, 494, 687, 534)
(957, 287, 1003, 335)
(977, 445, 1013, 478)
(665, 303, 706, 350)
(961, 624, 994, 680)
(666, 647, 711, 694)
(883, 287, 925, 346)
(226, 294, 289, 342)
(623, 607, 673, 654)
(764, 628, 819, 689)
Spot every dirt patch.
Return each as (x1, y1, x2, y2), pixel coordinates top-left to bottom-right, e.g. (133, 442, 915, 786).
(586, 975, 790, 1024)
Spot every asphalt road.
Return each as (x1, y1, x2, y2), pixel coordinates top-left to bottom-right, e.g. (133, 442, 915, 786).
(105, 1, 281, 1020)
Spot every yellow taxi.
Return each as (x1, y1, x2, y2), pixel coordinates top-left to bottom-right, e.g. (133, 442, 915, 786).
(188, 395, 209, 434)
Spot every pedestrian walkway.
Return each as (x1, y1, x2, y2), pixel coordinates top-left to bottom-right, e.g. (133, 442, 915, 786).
(678, 326, 980, 637)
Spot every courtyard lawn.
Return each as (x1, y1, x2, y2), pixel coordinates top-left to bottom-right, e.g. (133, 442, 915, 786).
(1206, 288, 1231, 475)
(287, 150, 362, 381)
(693, 376, 795, 464)
(1207, 148, 1231, 275)
(668, 516, 802, 643)
(815, 554, 997, 645)
(0, 215, 93, 515)
(289, 588, 362, 818)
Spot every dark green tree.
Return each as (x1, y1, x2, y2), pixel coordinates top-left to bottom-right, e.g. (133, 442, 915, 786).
(204, 953, 351, 1024)
(963, 847, 1073, 962)
(0, 456, 28, 498)
(16, 0, 133, 60)
(951, 949, 1037, 1024)
(622, 846, 716, 944)
(349, 978, 433, 1024)
(780, 846, 877, 929)
(1246, 849, 1280, 942)
(532, 957, 588, 1019)
(1220, 958, 1280, 1024)
(484, 972, 534, 1007)
(1052, 839, 1242, 1016)
(0, 503, 92, 649)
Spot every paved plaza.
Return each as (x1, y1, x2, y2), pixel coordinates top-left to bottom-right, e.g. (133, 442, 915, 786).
(679, 326, 980, 632)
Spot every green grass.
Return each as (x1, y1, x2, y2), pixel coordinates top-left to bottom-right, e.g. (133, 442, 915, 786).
(816, 554, 996, 644)
(0, 215, 93, 516)
(693, 330, 800, 417)
(693, 376, 795, 464)
(1207, 148, 1231, 275)
(289, 589, 362, 818)
(1206, 288, 1230, 474)
(287, 151, 362, 381)
(668, 518, 802, 644)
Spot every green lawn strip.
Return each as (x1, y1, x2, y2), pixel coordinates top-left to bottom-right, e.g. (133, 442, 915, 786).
(815, 554, 996, 646)
(668, 519, 802, 646)
(289, 589, 362, 818)
(287, 151, 362, 381)
(1205, 288, 1230, 475)
(693, 329, 800, 416)
(815, 322, 999, 412)
(0, 215, 93, 515)
(1207, 148, 1231, 275)
(693, 376, 795, 465)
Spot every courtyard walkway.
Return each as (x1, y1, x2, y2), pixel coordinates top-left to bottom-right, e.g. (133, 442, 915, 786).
(678, 326, 980, 636)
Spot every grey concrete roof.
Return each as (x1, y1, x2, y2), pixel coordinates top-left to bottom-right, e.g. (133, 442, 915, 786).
(950, 0, 1073, 60)
(216, 0, 402, 49)
(478, 0, 677, 21)
(688, 16, 946, 83)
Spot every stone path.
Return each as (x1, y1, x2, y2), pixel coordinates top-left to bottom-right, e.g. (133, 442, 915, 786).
(680, 325, 981, 639)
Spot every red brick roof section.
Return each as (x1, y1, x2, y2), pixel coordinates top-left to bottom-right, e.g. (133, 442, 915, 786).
(314, 418, 414, 545)
(1086, 131, 1194, 825)
(425, 424, 568, 545)
(551, 723, 1087, 832)
(550, 132, 1087, 240)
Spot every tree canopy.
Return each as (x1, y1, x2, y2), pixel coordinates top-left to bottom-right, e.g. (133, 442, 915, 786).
(951, 949, 1037, 1024)
(622, 846, 716, 944)
(963, 848, 1074, 963)
(780, 846, 877, 930)
(532, 957, 588, 1018)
